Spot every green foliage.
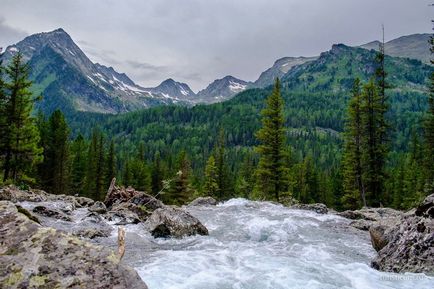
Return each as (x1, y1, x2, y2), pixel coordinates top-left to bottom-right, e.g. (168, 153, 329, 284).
(166, 151, 193, 205)
(203, 155, 219, 198)
(0, 53, 42, 183)
(254, 79, 288, 201)
(70, 134, 87, 195)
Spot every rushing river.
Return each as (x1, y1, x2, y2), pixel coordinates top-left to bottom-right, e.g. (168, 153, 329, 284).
(20, 198, 434, 289)
(110, 199, 432, 289)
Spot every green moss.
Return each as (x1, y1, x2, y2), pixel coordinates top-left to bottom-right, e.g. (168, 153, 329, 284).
(29, 275, 48, 287)
(5, 271, 24, 286)
(16, 205, 40, 224)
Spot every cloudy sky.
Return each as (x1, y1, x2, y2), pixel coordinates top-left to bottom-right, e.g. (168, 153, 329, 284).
(0, 0, 432, 91)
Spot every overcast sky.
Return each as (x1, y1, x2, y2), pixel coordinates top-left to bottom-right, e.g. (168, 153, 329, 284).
(0, 0, 432, 91)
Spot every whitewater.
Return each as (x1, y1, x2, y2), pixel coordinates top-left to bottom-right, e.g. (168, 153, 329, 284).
(94, 198, 433, 289)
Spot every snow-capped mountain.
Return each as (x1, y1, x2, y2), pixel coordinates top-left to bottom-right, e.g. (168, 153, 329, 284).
(150, 78, 196, 102)
(196, 76, 250, 103)
(1, 29, 191, 113)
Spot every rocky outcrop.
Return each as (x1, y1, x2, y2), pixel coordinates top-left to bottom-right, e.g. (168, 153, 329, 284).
(291, 203, 328, 214)
(145, 206, 209, 238)
(338, 207, 403, 231)
(0, 201, 148, 289)
(89, 201, 107, 214)
(32, 205, 72, 222)
(188, 196, 217, 206)
(368, 194, 434, 274)
(0, 185, 49, 202)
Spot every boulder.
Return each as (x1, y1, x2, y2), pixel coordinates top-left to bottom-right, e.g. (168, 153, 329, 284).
(32, 205, 72, 222)
(0, 201, 147, 289)
(75, 196, 95, 207)
(338, 207, 403, 231)
(73, 228, 111, 239)
(371, 214, 434, 274)
(89, 201, 107, 214)
(130, 191, 164, 211)
(104, 203, 145, 225)
(0, 185, 48, 202)
(145, 206, 208, 238)
(188, 196, 217, 207)
(291, 203, 328, 214)
(415, 194, 434, 218)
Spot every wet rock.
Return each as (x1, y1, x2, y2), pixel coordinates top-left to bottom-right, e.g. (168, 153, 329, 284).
(32, 205, 72, 222)
(371, 214, 434, 274)
(338, 207, 403, 231)
(105, 203, 144, 225)
(415, 194, 434, 218)
(188, 196, 217, 206)
(369, 225, 391, 251)
(145, 206, 208, 238)
(291, 203, 328, 214)
(0, 201, 148, 289)
(130, 191, 164, 211)
(75, 196, 95, 207)
(89, 201, 107, 214)
(73, 228, 111, 239)
(349, 219, 372, 231)
(0, 185, 48, 202)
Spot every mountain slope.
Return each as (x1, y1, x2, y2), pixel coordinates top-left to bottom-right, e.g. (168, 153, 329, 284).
(253, 56, 317, 88)
(1, 29, 189, 114)
(359, 33, 431, 63)
(196, 76, 250, 103)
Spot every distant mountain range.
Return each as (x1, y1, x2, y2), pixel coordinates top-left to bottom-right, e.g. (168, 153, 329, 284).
(0, 29, 431, 114)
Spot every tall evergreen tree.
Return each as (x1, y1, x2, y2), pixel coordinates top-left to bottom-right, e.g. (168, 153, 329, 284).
(151, 152, 164, 195)
(40, 110, 70, 194)
(424, 34, 434, 194)
(84, 128, 105, 199)
(0, 53, 42, 182)
(70, 134, 87, 195)
(341, 79, 365, 209)
(214, 129, 230, 199)
(360, 80, 388, 206)
(255, 78, 288, 201)
(105, 140, 116, 188)
(167, 150, 192, 205)
(203, 155, 219, 197)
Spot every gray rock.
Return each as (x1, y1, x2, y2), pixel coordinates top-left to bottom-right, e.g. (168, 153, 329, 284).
(338, 207, 403, 231)
(32, 205, 72, 222)
(371, 214, 434, 274)
(105, 203, 145, 225)
(0, 185, 48, 202)
(145, 206, 208, 238)
(188, 196, 217, 207)
(130, 191, 164, 211)
(0, 201, 148, 289)
(89, 201, 107, 214)
(415, 194, 434, 218)
(291, 203, 328, 214)
(73, 228, 111, 239)
(75, 196, 95, 207)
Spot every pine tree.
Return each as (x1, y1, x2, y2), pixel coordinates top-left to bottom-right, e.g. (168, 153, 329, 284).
(40, 110, 70, 194)
(424, 34, 434, 194)
(151, 152, 164, 195)
(235, 154, 255, 198)
(360, 80, 388, 207)
(0, 53, 42, 182)
(168, 151, 192, 205)
(70, 134, 87, 195)
(341, 79, 365, 209)
(214, 129, 230, 199)
(255, 78, 288, 201)
(105, 140, 116, 188)
(84, 128, 105, 200)
(203, 155, 218, 197)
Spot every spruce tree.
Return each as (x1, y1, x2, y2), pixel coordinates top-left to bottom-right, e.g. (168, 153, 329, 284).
(151, 152, 164, 195)
(342, 79, 365, 209)
(360, 80, 388, 207)
(41, 110, 70, 194)
(0, 53, 42, 182)
(84, 128, 105, 199)
(168, 151, 192, 205)
(214, 129, 230, 199)
(255, 78, 288, 201)
(203, 155, 218, 197)
(424, 34, 434, 194)
(70, 134, 87, 195)
(105, 140, 116, 188)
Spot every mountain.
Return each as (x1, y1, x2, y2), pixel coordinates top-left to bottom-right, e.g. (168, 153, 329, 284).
(0, 28, 191, 114)
(150, 78, 196, 102)
(196, 76, 250, 103)
(253, 56, 317, 88)
(359, 33, 431, 63)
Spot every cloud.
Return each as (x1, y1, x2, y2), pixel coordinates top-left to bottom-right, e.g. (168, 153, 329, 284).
(0, 17, 28, 50)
